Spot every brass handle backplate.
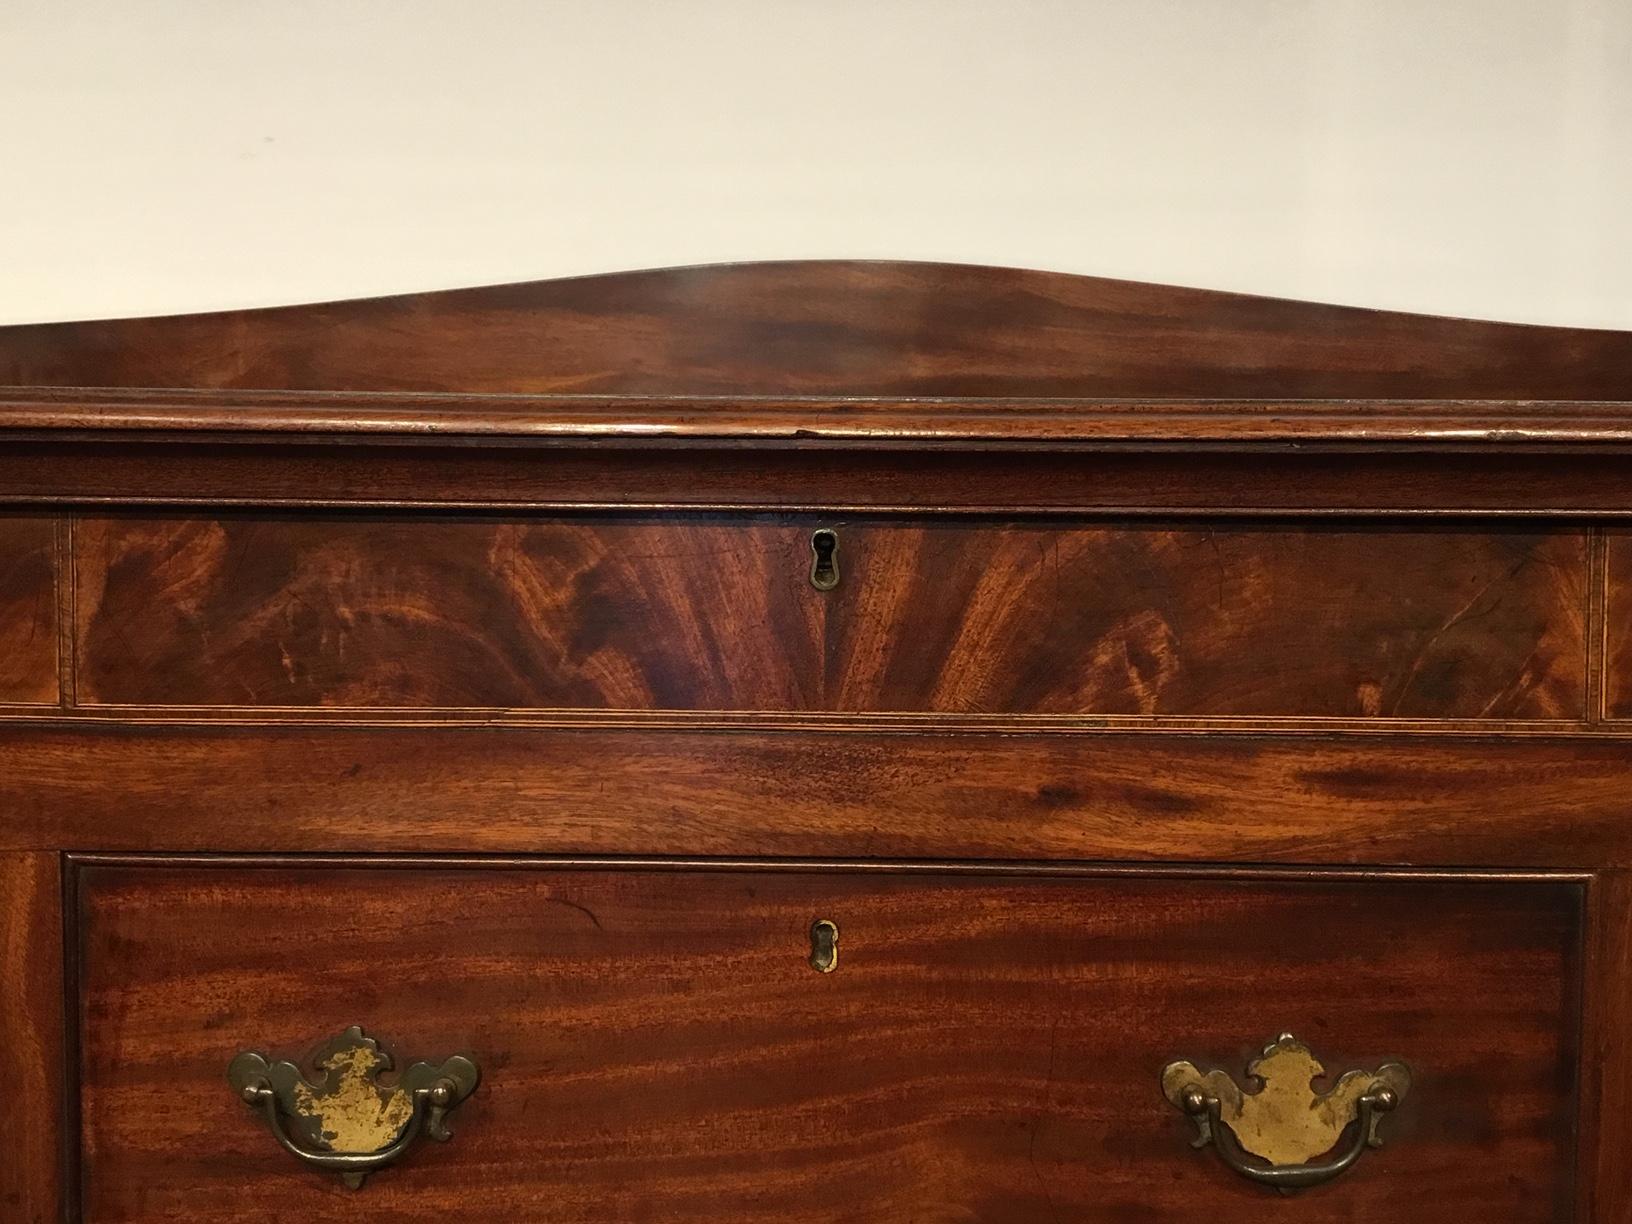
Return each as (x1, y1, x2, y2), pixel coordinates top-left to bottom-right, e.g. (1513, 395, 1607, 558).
(227, 1025, 480, 1189)
(1161, 1033, 1410, 1192)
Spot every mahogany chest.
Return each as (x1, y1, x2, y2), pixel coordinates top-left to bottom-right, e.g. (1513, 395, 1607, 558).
(2, 261, 1631, 1221)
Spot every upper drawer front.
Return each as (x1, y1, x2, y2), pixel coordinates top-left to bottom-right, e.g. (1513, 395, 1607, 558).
(73, 516, 1588, 719)
(0, 515, 58, 705)
(76, 864, 1580, 1222)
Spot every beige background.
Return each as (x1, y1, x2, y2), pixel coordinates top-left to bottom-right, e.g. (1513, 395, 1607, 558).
(1, 0, 1628, 327)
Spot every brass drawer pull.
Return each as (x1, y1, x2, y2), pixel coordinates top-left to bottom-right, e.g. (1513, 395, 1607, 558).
(227, 1025, 480, 1189)
(1161, 1033, 1410, 1191)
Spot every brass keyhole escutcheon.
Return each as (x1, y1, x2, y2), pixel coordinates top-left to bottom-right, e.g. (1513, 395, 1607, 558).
(809, 919, 839, 972)
(809, 529, 840, 591)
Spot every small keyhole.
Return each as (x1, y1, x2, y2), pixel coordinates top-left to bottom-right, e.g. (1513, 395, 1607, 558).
(810, 529, 840, 591)
(809, 918, 839, 973)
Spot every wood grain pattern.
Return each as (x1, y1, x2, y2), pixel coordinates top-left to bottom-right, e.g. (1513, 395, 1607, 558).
(7, 261, 1632, 401)
(1603, 532, 1632, 720)
(0, 853, 65, 1224)
(8, 727, 1632, 867)
(1581, 870, 1632, 1222)
(822, 521, 1586, 720)
(75, 862, 1580, 1223)
(72, 515, 819, 711)
(0, 516, 58, 705)
(73, 516, 1588, 720)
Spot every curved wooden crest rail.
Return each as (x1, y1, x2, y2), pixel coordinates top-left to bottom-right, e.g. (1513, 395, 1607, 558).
(1, 262, 1630, 1221)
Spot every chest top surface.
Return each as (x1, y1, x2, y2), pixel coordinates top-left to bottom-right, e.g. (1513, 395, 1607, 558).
(0, 258, 1629, 446)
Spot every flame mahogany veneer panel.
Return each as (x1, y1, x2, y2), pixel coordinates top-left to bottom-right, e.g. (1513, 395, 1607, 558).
(75, 864, 1579, 1223)
(72, 516, 1588, 719)
(822, 522, 1587, 720)
(0, 515, 57, 705)
(74, 516, 823, 711)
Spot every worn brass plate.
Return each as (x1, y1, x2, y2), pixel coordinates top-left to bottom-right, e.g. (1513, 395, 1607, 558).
(1162, 1033, 1410, 1168)
(228, 1025, 479, 1188)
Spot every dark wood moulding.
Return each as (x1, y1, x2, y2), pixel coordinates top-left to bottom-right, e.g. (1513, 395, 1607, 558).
(3, 262, 1632, 513)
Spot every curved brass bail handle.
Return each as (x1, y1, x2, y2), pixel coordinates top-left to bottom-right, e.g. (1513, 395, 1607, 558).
(1161, 1033, 1411, 1193)
(237, 1074, 461, 1188)
(1179, 1083, 1401, 1191)
(227, 1027, 480, 1190)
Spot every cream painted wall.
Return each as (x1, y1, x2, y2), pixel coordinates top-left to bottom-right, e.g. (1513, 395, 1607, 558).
(1, 0, 1628, 327)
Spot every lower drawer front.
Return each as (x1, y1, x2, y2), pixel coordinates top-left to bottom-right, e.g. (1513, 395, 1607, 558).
(76, 865, 1579, 1221)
